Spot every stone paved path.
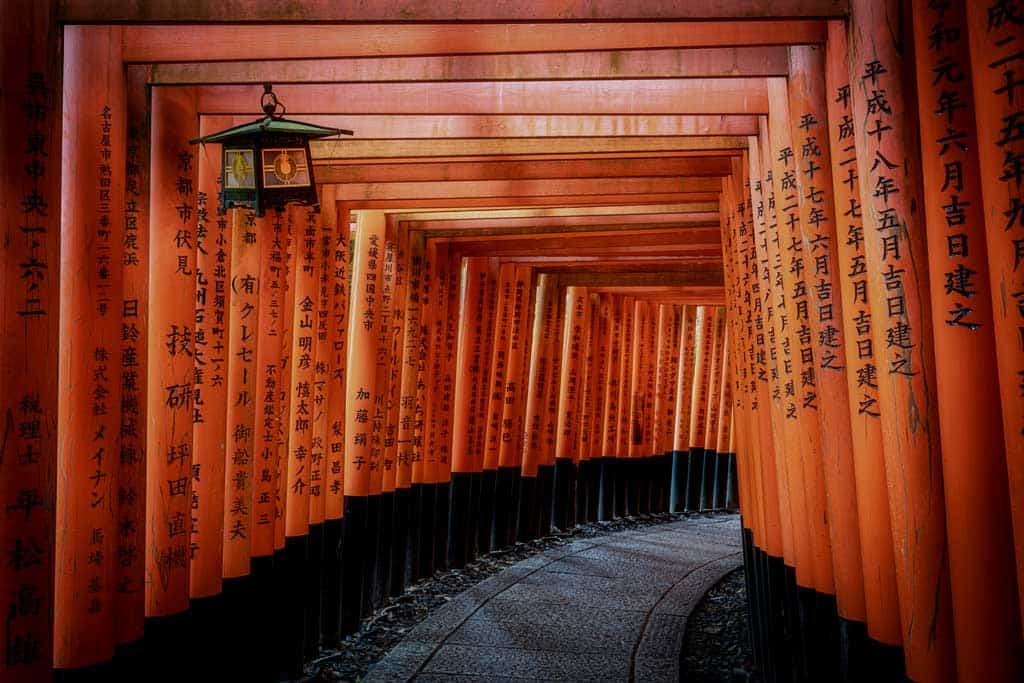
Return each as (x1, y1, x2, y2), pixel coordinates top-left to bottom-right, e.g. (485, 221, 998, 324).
(364, 514, 743, 682)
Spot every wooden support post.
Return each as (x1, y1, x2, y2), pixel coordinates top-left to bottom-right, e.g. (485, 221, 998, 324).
(1, 2, 60, 677)
(600, 295, 623, 519)
(588, 294, 613, 518)
(190, 130, 229, 604)
(965, 0, 1024, 635)
(340, 210, 384, 631)
(450, 257, 490, 563)
(145, 84, 198, 664)
(521, 274, 556, 538)
(615, 295, 635, 519)
(495, 265, 532, 546)
(824, 21, 902, 652)
(685, 306, 714, 513)
(701, 309, 726, 512)
(395, 231, 424, 588)
(910, 2, 1022, 678)
(53, 24, 125, 673)
(848, 1, 957, 678)
(787, 45, 871, 652)
(671, 305, 697, 512)
(385, 219, 409, 597)
(554, 286, 589, 529)
(480, 263, 517, 547)
(275, 210, 297, 557)
(476, 261, 501, 547)
(116, 66, 151, 654)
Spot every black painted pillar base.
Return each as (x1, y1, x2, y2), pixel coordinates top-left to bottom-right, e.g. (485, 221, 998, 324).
(586, 458, 601, 521)
(536, 463, 555, 535)
(55, 659, 120, 682)
(408, 483, 424, 582)
(305, 523, 324, 660)
(364, 494, 381, 615)
(699, 449, 716, 511)
(597, 457, 615, 521)
(374, 493, 394, 610)
(493, 466, 521, 549)
(449, 472, 473, 568)
(712, 453, 729, 511)
(321, 517, 344, 643)
(626, 459, 641, 517)
(390, 488, 411, 597)
(434, 480, 452, 573)
(636, 457, 652, 515)
(467, 471, 482, 560)
(281, 534, 310, 676)
(340, 496, 368, 636)
(416, 483, 436, 579)
(684, 447, 704, 512)
(551, 458, 577, 530)
(575, 459, 590, 525)
(670, 449, 686, 512)
(614, 457, 628, 518)
(726, 454, 739, 511)
(517, 473, 540, 542)
(110, 637, 144, 681)
(190, 591, 228, 678)
(658, 453, 673, 512)
(478, 469, 497, 552)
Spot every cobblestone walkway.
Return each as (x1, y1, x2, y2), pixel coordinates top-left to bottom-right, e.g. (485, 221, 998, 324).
(365, 514, 743, 682)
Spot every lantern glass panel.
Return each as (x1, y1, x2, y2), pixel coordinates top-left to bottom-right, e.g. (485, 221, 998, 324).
(261, 147, 311, 188)
(223, 148, 256, 189)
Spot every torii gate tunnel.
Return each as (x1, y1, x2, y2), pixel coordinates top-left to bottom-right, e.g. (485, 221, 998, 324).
(1, 1, 1023, 681)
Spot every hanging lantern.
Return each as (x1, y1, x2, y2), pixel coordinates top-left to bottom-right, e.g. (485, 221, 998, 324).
(191, 83, 352, 216)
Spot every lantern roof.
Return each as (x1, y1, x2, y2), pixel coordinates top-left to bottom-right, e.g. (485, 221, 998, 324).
(190, 115, 352, 145)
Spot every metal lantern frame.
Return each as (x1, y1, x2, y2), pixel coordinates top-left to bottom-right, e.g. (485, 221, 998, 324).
(190, 84, 352, 216)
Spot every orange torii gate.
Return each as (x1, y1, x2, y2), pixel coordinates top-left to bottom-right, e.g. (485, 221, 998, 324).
(9, 4, 1024, 682)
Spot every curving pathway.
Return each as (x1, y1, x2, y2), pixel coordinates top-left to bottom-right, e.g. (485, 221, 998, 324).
(364, 514, 743, 682)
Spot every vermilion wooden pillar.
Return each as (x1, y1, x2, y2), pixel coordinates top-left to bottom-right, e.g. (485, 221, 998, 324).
(685, 306, 713, 513)
(478, 261, 502, 543)
(251, 210, 288, 562)
(911, 2, 1022, 678)
(369, 227, 397, 608)
(520, 274, 556, 537)
(589, 294, 613, 517)
(600, 295, 624, 518)
(712, 328, 732, 511)
(215, 209, 257, 665)
(768, 82, 836, 617)
(848, 1, 957, 678)
(145, 85, 198, 666)
(553, 286, 589, 529)
(824, 21, 902, 651)
(751, 131, 795, 568)
(614, 295, 634, 518)
(671, 305, 696, 512)
(480, 263, 516, 547)
(575, 293, 598, 522)
(190, 125, 229, 606)
(1, 4, 60, 678)
(495, 265, 533, 546)
(450, 257, 490, 562)
(787, 45, 870, 645)
(700, 309, 726, 512)
(965, 0, 1024, 633)
(340, 210, 384, 632)
(275, 210, 297, 557)
(116, 66, 151, 654)
(53, 24, 125, 673)
(625, 299, 647, 515)
(385, 222, 410, 597)
(638, 299, 658, 514)
(395, 232, 425, 584)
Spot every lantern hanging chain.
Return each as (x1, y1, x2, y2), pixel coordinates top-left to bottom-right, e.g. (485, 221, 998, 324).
(261, 83, 286, 119)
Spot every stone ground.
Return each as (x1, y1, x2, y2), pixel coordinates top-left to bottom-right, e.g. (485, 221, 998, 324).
(310, 513, 744, 682)
(681, 568, 758, 682)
